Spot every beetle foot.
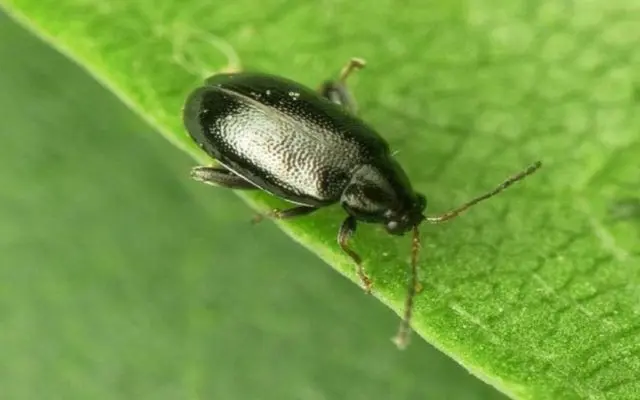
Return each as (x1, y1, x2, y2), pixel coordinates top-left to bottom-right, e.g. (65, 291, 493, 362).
(251, 208, 279, 224)
(391, 330, 410, 350)
(339, 57, 366, 83)
(358, 272, 373, 294)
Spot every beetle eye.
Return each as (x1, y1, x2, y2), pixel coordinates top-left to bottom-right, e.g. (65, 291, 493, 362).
(386, 220, 404, 235)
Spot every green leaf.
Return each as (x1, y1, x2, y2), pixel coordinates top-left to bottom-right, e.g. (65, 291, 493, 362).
(0, 12, 505, 400)
(3, 0, 640, 398)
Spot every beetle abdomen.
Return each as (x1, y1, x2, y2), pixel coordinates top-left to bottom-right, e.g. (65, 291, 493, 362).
(183, 73, 390, 206)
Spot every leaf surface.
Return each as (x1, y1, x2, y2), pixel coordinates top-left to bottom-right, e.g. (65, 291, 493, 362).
(3, 1, 640, 398)
(0, 12, 507, 400)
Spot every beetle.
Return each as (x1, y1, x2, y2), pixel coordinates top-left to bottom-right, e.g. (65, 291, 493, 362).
(182, 58, 542, 348)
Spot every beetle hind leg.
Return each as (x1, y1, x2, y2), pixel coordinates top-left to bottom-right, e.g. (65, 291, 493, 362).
(191, 166, 257, 189)
(251, 205, 318, 224)
(338, 216, 372, 293)
(318, 57, 366, 115)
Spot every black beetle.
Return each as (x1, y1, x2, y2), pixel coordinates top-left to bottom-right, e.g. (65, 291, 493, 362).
(183, 58, 542, 348)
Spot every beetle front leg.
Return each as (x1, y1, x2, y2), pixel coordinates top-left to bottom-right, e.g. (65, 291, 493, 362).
(318, 57, 366, 115)
(191, 166, 257, 189)
(251, 205, 318, 224)
(338, 216, 372, 293)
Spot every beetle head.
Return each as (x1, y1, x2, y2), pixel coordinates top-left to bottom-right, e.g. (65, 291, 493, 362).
(383, 193, 426, 236)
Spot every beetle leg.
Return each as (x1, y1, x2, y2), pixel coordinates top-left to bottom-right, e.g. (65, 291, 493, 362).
(337, 216, 372, 293)
(191, 166, 257, 189)
(251, 205, 318, 224)
(318, 57, 366, 115)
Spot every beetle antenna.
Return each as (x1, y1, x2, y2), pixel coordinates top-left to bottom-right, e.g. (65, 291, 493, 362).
(425, 161, 542, 224)
(392, 224, 421, 349)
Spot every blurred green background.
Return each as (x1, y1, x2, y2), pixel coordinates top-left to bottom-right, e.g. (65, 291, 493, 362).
(0, 11, 506, 400)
